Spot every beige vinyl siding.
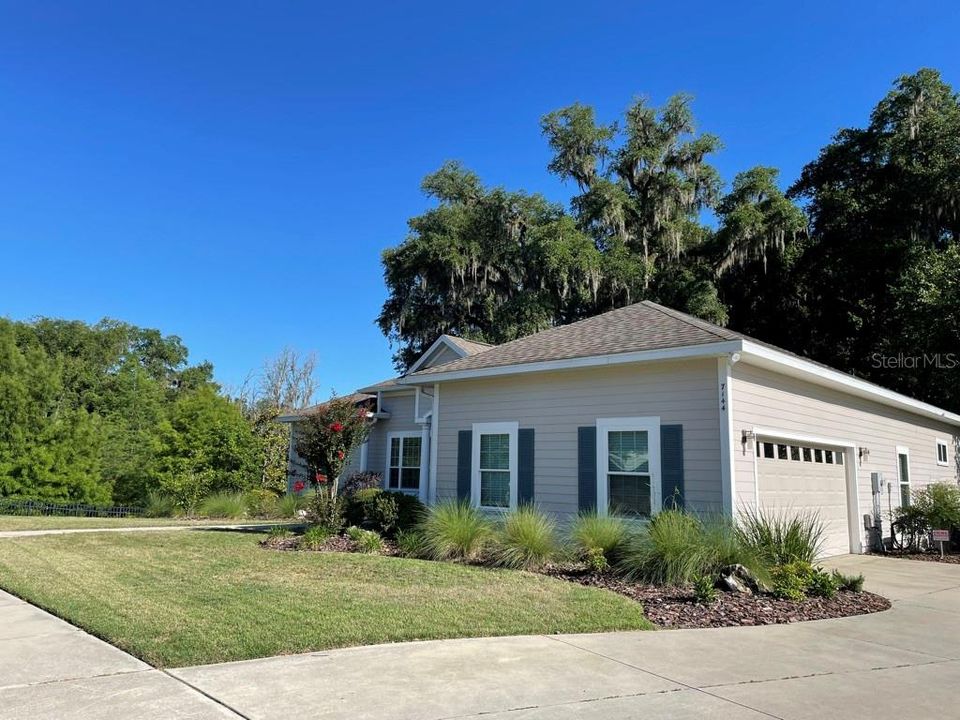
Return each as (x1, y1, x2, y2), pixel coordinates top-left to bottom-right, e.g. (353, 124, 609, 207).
(366, 391, 421, 482)
(435, 359, 722, 516)
(731, 362, 959, 547)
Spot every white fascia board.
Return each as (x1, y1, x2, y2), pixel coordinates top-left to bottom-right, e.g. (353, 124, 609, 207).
(406, 335, 468, 374)
(739, 340, 960, 427)
(397, 341, 744, 384)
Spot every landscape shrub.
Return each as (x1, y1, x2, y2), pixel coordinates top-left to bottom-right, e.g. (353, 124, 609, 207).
(197, 492, 247, 519)
(419, 500, 494, 561)
(144, 491, 175, 518)
(584, 546, 610, 573)
(770, 561, 844, 600)
(806, 566, 841, 598)
(569, 512, 629, 561)
(831, 569, 865, 593)
(344, 488, 425, 536)
(493, 506, 558, 570)
(340, 471, 383, 496)
(301, 525, 331, 550)
(306, 491, 345, 534)
(914, 482, 960, 534)
(693, 575, 719, 604)
(267, 525, 293, 539)
(243, 488, 279, 518)
(737, 507, 824, 565)
(770, 562, 810, 601)
(346, 525, 384, 553)
(617, 510, 769, 587)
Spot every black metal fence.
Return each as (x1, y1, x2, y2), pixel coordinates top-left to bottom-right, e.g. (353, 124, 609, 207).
(0, 499, 144, 518)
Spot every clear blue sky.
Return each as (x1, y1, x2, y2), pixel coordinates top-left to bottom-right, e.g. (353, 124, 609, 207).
(2, 1, 958, 397)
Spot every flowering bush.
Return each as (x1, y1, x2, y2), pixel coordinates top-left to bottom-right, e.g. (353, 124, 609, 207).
(294, 396, 372, 498)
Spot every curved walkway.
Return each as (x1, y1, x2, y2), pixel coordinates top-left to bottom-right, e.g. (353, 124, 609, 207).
(2, 555, 958, 719)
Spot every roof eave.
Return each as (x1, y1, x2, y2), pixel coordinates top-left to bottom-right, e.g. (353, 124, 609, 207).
(398, 341, 743, 384)
(738, 340, 960, 427)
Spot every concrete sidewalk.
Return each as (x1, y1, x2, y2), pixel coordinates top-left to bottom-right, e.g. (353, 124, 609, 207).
(0, 590, 240, 719)
(3, 555, 958, 719)
(167, 555, 960, 720)
(0, 523, 294, 538)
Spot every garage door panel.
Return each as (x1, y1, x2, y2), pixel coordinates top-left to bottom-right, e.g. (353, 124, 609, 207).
(756, 445, 849, 558)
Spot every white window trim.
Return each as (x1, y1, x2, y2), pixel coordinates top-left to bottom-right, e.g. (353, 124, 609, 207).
(471, 422, 519, 511)
(385, 431, 424, 493)
(596, 416, 661, 517)
(896, 445, 911, 506)
(936, 438, 949, 467)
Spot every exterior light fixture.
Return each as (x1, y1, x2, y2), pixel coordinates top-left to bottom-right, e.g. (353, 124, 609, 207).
(859, 447, 870, 463)
(741, 429, 756, 445)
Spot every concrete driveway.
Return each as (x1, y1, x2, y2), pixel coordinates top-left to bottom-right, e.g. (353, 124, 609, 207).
(3, 554, 959, 719)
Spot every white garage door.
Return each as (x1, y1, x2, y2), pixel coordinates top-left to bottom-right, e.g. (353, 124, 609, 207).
(756, 441, 850, 558)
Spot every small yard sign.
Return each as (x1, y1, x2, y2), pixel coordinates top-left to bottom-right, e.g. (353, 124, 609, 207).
(932, 529, 950, 542)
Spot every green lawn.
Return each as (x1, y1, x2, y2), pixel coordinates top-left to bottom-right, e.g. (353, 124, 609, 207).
(0, 530, 651, 667)
(0, 515, 292, 531)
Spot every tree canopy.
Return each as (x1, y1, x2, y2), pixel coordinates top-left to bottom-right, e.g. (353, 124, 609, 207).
(0, 317, 260, 507)
(380, 69, 960, 413)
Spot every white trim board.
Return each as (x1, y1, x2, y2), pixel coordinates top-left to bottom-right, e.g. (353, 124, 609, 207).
(595, 416, 661, 518)
(398, 337, 960, 428)
(406, 335, 473, 374)
(400, 341, 743, 384)
(471, 421, 519, 512)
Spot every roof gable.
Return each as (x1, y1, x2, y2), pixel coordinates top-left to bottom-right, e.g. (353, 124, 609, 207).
(406, 334, 495, 373)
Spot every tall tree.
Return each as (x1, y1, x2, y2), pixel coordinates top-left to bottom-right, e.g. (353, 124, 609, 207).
(542, 95, 723, 302)
(240, 348, 318, 494)
(378, 162, 601, 370)
(785, 68, 960, 402)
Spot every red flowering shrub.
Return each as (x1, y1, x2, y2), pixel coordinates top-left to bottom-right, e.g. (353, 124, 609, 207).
(294, 395, 372, 498)
(292, 480, 306, 493)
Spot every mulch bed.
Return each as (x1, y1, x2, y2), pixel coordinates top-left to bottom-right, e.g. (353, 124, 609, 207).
(259, 535, 891, 628)
(259, 533, 400, 556)
(544, 567, 890, 629)
(880, 551, 960, 565)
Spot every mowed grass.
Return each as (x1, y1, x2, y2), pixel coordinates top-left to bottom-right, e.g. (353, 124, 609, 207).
(0, 516, 284, 531)
(0, 530, 651, 667)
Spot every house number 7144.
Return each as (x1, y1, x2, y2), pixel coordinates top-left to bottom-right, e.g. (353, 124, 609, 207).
(719, 382, 727, 412)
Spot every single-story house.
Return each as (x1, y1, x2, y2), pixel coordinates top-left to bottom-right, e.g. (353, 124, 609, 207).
(280, 301, 960, 557)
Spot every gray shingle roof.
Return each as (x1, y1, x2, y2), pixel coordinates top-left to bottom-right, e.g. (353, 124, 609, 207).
(444, 336, 495, 355)
(405, 301, 742, 378)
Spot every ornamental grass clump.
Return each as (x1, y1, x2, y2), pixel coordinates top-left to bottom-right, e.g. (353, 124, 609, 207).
(198, 492, 247, 519)
(493, 506, 559, 570)
(617, 510, 769, 587)
(419, 500, 494, 561)
(569, 512, 629, 563)
(300, 525, 331, 550)
(736, 507, 824, 565)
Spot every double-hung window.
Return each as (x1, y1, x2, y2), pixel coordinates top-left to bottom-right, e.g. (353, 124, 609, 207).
(597, 417, 661, 518)
(386, 432, 422, 491)
(472, 422, 518, 510)
(896, 446, 911, 507)
(936, 439, 949, 466)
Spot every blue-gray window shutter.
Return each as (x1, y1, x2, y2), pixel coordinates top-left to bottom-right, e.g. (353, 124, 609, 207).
(457, 430, 472, 502)
(578, 426, 597, 511)
(660, 424, 684, 509)
(518, 428, 535, 505)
